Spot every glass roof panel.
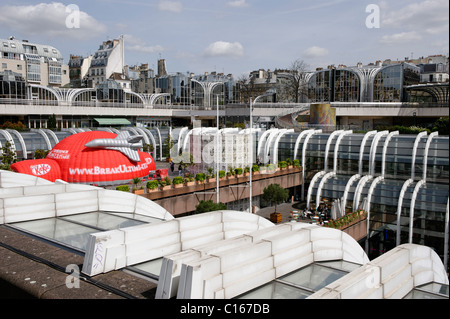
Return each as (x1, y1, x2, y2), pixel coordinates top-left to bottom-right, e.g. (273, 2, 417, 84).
(238, 281, 311, 299)
(279, 263, 348, 291)
(10, 218, 98, 251)
(61, 212, 145, 230)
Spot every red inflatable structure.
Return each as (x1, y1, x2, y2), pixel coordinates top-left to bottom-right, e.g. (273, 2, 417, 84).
(11, 131, 155, 185)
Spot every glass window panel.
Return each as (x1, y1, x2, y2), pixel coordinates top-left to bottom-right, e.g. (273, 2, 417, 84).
(238, 281, 311, 299)
(11, 218, 98, 251)
(62, 212, 145, 230)
(279, 263, 348, 291)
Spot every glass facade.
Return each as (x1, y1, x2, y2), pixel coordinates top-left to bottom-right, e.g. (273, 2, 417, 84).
(0, 70, 27, 99)
(373, 64, 420, 102)
(333, 69, 360, 102)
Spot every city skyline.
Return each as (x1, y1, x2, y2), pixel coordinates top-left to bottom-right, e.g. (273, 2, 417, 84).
(0, 0, 449, 77)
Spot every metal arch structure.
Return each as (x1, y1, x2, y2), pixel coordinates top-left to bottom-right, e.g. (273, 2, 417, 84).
(191, 79, 224, 108)
(301, 129, 323, 200)
(396, 179, 414, 245)
(293, 129, 314, 160)
(368, 130, 389, 176)
(315, 172, 336, 210)
(381, 131, 399, 178)
(271, 129, 294, 165)
(341, 174, 361, 213)
(323, 130, 343, 172)
(41, 129, 59, 146)
(352, 66, 380, 102)
(257, 129, 276, 161)
(352, 175, 373, 212)
(364, 175, 385, 254)
(358, 130, 377, 175)
(405, 82, 449, 105)
(30, 128, 52, 150)
(149, 93, 171, 107)
(411, 131, 428, 181)
(28, 84, 61, 103)
(306, 171, 327, 210)
(408, 180, 426, 244)
(5, 129, 27, 160)
(422, 131, 439, 182)
(333, 130, 353, 173)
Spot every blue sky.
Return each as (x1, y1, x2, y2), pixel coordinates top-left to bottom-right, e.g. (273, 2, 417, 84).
(0, 0, 448, 77)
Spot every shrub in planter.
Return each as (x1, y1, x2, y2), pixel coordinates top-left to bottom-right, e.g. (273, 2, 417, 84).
(116, 185, 129, 192)
(172, 176, 184, 188)
(146, 180, 159, 191)
(252, 165, 259, 173)
(279, 161, 287, 169)
(195, 173, 206, 183)
(234, 167, 243, 177)
(293, 159, 300, 168)
(160, 176, 172, 190)
(218, 170, 226, 179)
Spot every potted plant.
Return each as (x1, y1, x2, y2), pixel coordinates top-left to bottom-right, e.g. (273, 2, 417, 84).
(218, 170, 226, 181)
(116, 185, 130, 192)
(243, 166, 250, 177)
(184, 173, 195, 186)
(207, 167, 216, 183)
(132, 177, 145, 194)
(146, 180, 159, 192)
(234, 167, 243, 178)
(293, 159, 300, 169)
(195, 172, 206, 184)
(159, 176, 172, 191)
(279, 161, 287, 170)
(252, 164, 260, 175)
(227, 166, 235, 179)
(172, 176, 184, 188)
(286, 158, 293, 169)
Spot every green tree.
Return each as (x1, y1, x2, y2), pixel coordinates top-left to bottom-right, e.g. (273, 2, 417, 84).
(195, 200, 227, 214)
(262, 183, 289, 213)
(48, 114, 57, 129)
(0, 140, 18, 170)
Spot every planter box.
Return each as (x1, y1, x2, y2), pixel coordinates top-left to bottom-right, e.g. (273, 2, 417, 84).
(173, 183, 183, 188)
(132, 189, 145, 195)
(147, 188, 158, 193)
(270, 213, 282, 224)
(235, 174, 243, 178)
(161, 185, 172, 191)
(207, 178, 216, 183)
(185, 182, 195, 187)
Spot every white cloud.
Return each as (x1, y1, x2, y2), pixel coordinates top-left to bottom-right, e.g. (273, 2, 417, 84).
(227, 0, 250, 8)
(380, 31, 423, 45)
(124, 34, 164, 54)
(0, 2, 106, 40)
(382, 0, 449, 35)
(303, 46, 329, 58)
(204, 41, 244, 58)
(158, 0, 183, 13)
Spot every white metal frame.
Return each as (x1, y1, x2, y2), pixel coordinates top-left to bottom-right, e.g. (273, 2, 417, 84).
(396, 179, 414, 245)
(409, 180, 426, 243)
(358, 131, 377, 175)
